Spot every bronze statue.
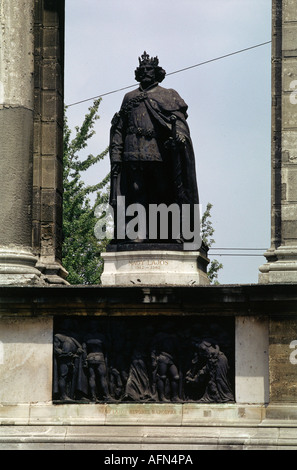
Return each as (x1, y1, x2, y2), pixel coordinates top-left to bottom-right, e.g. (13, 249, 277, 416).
(125, 328, 157, 402)
(83, 335, 111, 402)
(53, 318, 234, 404)
(151, 328, 181, 402)
(185, 338, 234, 403)
(109, 52, 199, 244)
(53, 333, 88, 402)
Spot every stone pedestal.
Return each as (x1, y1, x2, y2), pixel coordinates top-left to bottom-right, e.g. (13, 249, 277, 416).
(101, 247, 210, 286)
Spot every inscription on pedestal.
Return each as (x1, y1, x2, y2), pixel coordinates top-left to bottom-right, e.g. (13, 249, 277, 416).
(129, 259, 169, 270)
(53, 316, 234, 404)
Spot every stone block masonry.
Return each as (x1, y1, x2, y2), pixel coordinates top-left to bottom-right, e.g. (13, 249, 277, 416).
(32, 0, 67, 284)
(259, 0, 297, 282)
(0, 284, 296, 449)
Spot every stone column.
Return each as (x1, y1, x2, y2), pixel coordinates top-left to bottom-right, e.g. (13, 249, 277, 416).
(0, 0, 42, 284)
(32, 0, 68, 284)
(259, 0, 297, 283)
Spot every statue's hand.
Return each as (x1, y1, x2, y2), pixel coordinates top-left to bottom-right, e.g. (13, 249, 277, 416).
(165, 134, 186, 149)
(185, 372, 195, 383)
(164, 138, 174, 149)
(176, 133, 186, 145)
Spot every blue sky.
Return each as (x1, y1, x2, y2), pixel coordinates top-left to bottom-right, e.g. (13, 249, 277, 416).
(64, 0, 272, 284)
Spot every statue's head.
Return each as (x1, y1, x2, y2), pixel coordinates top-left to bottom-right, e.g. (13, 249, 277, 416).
(135, 51, 166, 86)
(197, 338, 220, 357)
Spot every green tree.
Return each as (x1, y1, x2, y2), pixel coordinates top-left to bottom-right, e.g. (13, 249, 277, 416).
(63, 98, 109, 285)
(201, 202, 223, 284)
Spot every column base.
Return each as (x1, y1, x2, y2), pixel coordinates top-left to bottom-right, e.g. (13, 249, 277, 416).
(259, 245, 297, 283)
(35, 260, 69, 285)
(0, 246, 45, 286)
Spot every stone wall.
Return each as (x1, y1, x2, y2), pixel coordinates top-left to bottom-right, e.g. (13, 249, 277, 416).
(0, 285, 296, 449)
(270, 316, 297, 402)
(0, 317, 52, 404)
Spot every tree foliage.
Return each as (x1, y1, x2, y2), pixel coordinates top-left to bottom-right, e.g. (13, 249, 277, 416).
(201, 202, 223, 284)
(62, 98, 109, 285)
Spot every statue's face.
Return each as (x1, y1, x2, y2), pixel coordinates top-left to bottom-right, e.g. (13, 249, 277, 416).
(139, 64, 156, 88)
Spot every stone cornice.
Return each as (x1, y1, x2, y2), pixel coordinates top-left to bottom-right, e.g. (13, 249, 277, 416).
(0, 283, 296, 316)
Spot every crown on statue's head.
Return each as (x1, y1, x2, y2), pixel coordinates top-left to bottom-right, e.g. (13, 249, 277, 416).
(138, 51, 159, 67)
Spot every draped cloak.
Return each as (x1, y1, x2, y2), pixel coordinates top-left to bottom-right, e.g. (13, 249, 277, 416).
(109, 84, 199, 208)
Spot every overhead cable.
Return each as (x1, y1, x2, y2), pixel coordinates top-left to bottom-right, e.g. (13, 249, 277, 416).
(66, 40, 271, 107)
